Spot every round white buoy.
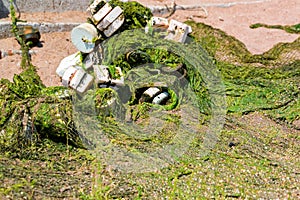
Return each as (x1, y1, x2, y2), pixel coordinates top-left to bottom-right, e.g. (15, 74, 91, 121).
(71, 23, 98, 53)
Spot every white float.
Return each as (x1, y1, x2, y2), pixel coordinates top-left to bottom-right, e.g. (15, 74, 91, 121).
(94, 65, 110, 84)
(97, 6, 123, 31)
(76, 73, 94, 94)
(110, 67, 125, 86)
(56, 52, 81, 77)
(103, 14, 125, 37)
(71, 23, 98, 53)
(62, 66, 77, 87)
(92, 3, 113, 25)
(153, 91, 169, 104)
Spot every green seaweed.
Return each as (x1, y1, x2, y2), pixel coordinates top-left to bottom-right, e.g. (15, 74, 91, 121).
(1, 1, 300, 198)
(108, 0, 152, 32)
(250, 23, 300, 34)
(9, 0, 32, 69)
(189, 21, 300, 124)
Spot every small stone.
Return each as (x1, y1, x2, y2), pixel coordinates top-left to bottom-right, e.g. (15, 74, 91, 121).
(228, 142, 236, 147)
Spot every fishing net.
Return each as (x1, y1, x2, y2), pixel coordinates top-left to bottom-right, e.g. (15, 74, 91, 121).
(0, 0, 299, 168)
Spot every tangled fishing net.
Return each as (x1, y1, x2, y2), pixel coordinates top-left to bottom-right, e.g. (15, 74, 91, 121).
(0, 1, 299, 165)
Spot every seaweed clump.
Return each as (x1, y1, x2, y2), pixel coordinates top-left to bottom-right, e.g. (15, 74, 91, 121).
(0, 0, 171, 156)
(187, 21, 300, 127)
(250, 23, 300, 34)
(1, 0, 299, 159)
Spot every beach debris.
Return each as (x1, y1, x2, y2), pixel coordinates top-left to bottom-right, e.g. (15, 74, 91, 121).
(71, 23, 98, 53)
(140, 87, 161, 103)
(71, 3, 125, 54)
(103, 14, 125, 37)
(165, 19, 192, 43)
(62, 66, 94, 94)
(110, 67, 125, 86)
(56, 52, 81, 77)
(56, 0, 191, 102)
(62, 66, 78, 87)
(94, 65, 111, 84)
(152, 91, 169, 104)
(87, 0, 106, 14)
(0, 49, 37, 59)
(97, 6, 123, 31)
(150, 16, 169, 27)
(18, 25, 41, 47)
(137, 87, 171, 105)
(91, 3, 113, 24)
(145, 17, 192, 43)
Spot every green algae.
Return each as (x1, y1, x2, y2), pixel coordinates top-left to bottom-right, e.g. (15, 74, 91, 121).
(108, 0, 152, 32)
(1, 13, 299, 157)
(250, 23, 300, 34)
(9, 0, 32, 69)
(187, 21, 299, 126)
(0, 1, 300, 198)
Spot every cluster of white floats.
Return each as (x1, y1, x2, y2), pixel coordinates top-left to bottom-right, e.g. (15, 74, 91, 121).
(56, 0, 192, 103)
